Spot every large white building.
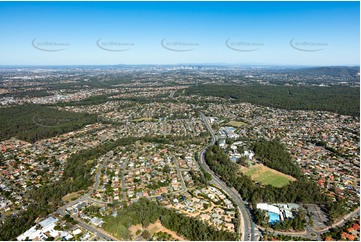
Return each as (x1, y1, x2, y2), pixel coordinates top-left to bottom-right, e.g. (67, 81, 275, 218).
(257, 203, 300, 223)
(257, 203, 284, 221)
(17, 216, 59, 241)
(242, 150, 255, 160)
(257, 203, 281, 214)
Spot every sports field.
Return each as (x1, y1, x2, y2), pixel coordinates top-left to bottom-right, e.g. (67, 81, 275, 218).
(240, 164, 296, 188)
(226, 120, 247, 127)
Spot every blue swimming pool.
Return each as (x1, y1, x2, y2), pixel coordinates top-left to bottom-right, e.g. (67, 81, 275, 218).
(268, 211, 280, 224)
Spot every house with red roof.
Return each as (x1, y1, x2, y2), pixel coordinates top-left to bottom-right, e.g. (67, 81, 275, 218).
(352, 223, 360, 231)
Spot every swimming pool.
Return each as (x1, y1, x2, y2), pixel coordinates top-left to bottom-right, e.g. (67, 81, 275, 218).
(268, 211, 280, 224)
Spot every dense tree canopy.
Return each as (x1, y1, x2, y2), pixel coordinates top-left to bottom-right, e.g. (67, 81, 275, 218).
(0, 104, 98, 143)
(186, 85, 360, 116)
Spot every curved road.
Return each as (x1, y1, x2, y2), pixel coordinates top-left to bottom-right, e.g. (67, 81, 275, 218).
(56, 157, 117, 241)
(198, 112, 255, 241)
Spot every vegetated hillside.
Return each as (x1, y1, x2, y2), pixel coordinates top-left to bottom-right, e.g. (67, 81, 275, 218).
(186, 85, 360, 116)
(0, 104, 98, 143)
(293, 66, 360, 80)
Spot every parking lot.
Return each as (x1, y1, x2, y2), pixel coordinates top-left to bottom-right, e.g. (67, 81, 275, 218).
(305, 204, 328, 229)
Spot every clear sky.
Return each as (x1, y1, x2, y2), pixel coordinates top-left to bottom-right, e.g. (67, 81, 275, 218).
(0, 1, 359, 66)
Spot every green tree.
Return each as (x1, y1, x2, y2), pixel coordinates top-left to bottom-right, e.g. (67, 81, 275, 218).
(142, 230, 151, 240)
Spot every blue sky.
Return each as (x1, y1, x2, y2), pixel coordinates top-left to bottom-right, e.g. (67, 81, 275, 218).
(0, 1, 359, 66)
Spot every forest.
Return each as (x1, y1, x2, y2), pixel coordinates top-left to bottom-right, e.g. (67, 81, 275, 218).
(186, 84, 360, 116)
(0, 104, 98, 143)
(103, 198, 236, 241)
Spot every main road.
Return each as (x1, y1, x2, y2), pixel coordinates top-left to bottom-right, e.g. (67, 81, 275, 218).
(198, 112, 256, 241)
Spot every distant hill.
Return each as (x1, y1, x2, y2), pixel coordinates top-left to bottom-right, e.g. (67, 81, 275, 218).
(292, 66, 360, 79)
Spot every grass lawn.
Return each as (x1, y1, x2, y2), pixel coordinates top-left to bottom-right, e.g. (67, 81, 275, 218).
(243, 166, 261, 177)
(256, 171, 293, 187)
(226, 120, 247, 127)
(241, 164, 296, 188)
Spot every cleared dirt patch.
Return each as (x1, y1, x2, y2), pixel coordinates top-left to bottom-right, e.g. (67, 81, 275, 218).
(240, 164, 296, 188)
(147, 220, 186, 241)
(129, 220, 187, 241)
(62, 191, 83, 202)
(129, 224, 143, 237)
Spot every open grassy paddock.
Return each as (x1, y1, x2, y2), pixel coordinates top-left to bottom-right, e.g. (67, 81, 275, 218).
(240, 164, 296, 188)
(226, 120, 247, 127)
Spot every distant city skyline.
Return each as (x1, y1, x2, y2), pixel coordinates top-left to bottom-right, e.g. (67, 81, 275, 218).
(0, 1, 359, 66)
